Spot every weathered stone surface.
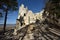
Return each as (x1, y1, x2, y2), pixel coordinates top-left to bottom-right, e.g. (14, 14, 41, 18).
(12, 4, 60, 40)
(15, 23, 60, 40)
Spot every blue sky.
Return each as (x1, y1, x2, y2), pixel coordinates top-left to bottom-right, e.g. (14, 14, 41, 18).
(0, 0, 46, 24)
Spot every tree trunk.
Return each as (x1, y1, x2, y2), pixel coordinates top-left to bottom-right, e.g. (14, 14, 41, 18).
(3, 9, 8, 33)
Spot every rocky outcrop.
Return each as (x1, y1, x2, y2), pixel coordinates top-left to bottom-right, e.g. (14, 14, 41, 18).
(13, 3, 60, 40)
(14, 22, 60, 40)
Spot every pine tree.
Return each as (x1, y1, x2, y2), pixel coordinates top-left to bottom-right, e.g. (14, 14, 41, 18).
(0, 0, 18, 33)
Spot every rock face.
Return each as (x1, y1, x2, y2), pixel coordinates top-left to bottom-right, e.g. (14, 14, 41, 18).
(15, 23, 60, 40)
(0, 23, 60, 40)
(13, 4, 44, 35)
(17, 4, 44, 25)
(13, 4, 60, 40)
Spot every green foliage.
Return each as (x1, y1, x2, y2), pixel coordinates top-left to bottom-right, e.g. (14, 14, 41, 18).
(0, 0, 18, 32)
(0, 0, 18, 11)
(45, 0, 60, 19)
